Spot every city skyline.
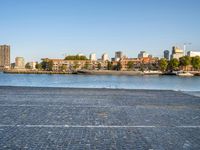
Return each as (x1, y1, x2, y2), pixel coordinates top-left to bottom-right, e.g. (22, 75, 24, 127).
(1, 0, 200, 62)
(1, 43, 199, 63)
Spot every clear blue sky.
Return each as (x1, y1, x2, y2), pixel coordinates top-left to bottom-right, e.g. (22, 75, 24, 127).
(1, 0, 200, 62)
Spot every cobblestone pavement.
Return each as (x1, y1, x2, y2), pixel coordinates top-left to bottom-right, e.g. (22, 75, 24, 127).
(0, 86, 200, 149)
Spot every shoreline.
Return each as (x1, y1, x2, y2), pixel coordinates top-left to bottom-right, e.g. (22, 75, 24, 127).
(1, 86, 200, 94)
(3, 69, 200, 76)
(3, 70, 162, 76)
(3, 70, 74, 74)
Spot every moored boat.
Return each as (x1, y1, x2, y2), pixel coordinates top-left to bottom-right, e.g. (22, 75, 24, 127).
(176, 71, 194, 77)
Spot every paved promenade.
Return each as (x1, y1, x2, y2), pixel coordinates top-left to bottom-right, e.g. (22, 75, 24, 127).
(0, 86, 200, 149)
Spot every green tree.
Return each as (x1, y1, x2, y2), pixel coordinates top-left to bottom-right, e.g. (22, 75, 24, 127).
(127, 61, 134, 70)
(48, 60, 53, 71)
(41, 60, 48, 70)
(35, 63, 42, 70)
(65, 55, 88, 60)
(159, 58, 168, 72)
(168, 58, 179, 71)
(179, 56, 191, 70)
(73, 62, 80, 70)
(25, 63, 31, 69)
(84, 61, 90, 70)
(191, 56, 200, 71)
(40, 60, 53, 71)
(107, 61, 112, 70)
(60, 64, 67, 71)
(116, 62, 122, 71)
(97, 63, 101, 70)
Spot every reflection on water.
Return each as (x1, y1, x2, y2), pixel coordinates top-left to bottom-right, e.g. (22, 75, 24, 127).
(0, 73, 199, 91)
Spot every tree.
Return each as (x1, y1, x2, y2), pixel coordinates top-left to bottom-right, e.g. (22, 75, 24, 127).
(107, 61, 112, 70)
(25, 63, 31, 69)
(168, 58, 179, 71)
(65, 55, 88, 60)
(179, 56, 191, 71)
(159, 58, 168, 72)
(41, 60, 48, 70)
(60, 64, 67, 72)
(35, 63, 42, 70)
(73, 62, 80, 70)
(40, 60, 53, 71)
(116, 62, 122, 71)
(84, 61, 90, 70)
(48, 60, 53, 71)
(97, 63, 101, 70)
(191, 56, 200, 71)
(127, 61, 134, 70)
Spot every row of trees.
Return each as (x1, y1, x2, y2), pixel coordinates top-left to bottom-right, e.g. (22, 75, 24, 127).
(64, 55, 88, 60)
(34, 60, 54, 71)
(159, 56, 200, 72)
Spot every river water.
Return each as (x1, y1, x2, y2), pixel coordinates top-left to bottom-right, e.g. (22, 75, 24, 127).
(0, 72, 200, 91)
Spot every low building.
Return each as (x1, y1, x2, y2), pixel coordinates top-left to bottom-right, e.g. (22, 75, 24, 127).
(187, 51, 200, 57)
(120, 58, 141, 70)
(45, 59, 90, 71)
(15, 57, 25, 69)
(120, 57, 159, 71)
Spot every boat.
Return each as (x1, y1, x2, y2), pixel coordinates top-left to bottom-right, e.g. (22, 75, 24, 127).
(176, 71, 194, 77)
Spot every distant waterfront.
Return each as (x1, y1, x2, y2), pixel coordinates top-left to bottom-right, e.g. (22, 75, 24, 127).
(0, 72, 200, 91)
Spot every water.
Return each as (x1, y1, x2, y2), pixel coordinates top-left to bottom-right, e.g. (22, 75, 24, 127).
(0, 72, 200, 91)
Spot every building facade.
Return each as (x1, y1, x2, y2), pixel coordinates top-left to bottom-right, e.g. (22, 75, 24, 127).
(89, 53, 97, 61)
(187, 51, 200, 57)
(171, 46, 184, 60)
(0, 45, 10, 69)
(102, 53, 109, 61)
(15, 57, 25, 69)
(164, 50, 170, 60)
(138, 51, 149, 58)
(45, 59, 90, 71)
(115, 51, 123, 61)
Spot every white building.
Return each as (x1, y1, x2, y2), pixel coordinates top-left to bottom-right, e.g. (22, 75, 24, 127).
(89, 53, 97, 61)
(15, 57, 25, 69)
(171, 46, 184, 60)
(138, 51, 149, 58)
(187, 51, 200, 57)
(102, 53, 109, 61)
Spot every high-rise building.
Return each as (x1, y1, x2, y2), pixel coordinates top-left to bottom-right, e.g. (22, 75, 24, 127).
(171, 46, 184, 60)
(115, 51, 123, 61)
(164, 50, 170, 60)
(138, 51, 149, 58)
(102, 53, 109, 61)
(187, 51, 200, 57)
(15, 57, 25, 69)
(0, 45, 10, 69)
(89, 53, 97, 61)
